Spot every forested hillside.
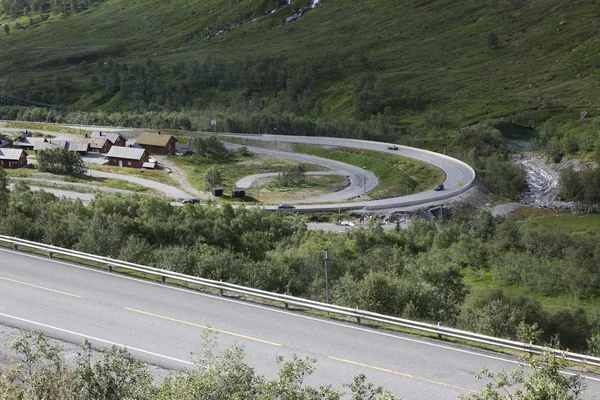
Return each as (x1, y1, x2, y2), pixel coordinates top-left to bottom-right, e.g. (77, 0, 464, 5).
(0, 0, 599, 160)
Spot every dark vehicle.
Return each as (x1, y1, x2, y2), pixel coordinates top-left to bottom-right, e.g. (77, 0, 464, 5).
(278, 204, 295, 210)
(433, 184, 444, 191)
(387, 145, 399, 150)
(182, 198, 200, 204)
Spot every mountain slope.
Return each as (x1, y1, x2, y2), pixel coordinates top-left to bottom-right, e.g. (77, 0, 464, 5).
(0, 0, 599, 135)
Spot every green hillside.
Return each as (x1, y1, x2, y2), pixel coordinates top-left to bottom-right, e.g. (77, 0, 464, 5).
(0, 0, 599, 147)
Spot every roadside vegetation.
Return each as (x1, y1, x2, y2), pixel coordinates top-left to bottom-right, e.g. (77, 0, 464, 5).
(0, 330, 398, 400)
(0, 330, 589, 400)
(0, 170, 598, 356)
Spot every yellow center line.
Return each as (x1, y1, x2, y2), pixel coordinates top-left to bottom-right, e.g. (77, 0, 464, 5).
(329, 356, 476, 393)
(124, 307, 281, 347)
(0, 275, 82, 298)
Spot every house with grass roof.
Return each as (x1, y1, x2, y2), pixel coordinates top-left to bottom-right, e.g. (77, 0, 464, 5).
(136, 132, 176, 155)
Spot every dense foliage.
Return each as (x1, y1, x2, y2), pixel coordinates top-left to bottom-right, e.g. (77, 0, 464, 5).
(1, 0, 107, 18)
(561, 165, 600, 213)
(37, 147, 85, 175)
(0, 169, 598, 353)
(461, 351, 586, 400)
(0, 331, 398, 399)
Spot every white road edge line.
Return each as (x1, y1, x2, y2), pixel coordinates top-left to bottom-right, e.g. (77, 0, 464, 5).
(0, 311, 194, 366)
(2, 248, 600, 382)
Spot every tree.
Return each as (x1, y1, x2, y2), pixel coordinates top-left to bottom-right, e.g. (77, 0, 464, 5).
(277, 163, 307, 187)
(487, 32, 499, 49)
(460, 351, 586, 400)
(203, 166, 223, 190)
(0, 168, 9, 215)
(37, 148, 85, 175)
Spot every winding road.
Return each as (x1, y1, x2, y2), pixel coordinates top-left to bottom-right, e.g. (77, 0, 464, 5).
(228, 142, 379, 203)
(220, 134, 475, 211)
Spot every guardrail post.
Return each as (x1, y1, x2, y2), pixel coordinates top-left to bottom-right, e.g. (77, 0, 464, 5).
(48, 252, 53, 258)
(13, 244, 17, 250)
(284, 292, 289, 310)
(219, 280, 224, 296)
(161, 276, 166, 283)
(108, 265, 112, 272)
(437, 322, 442, 340)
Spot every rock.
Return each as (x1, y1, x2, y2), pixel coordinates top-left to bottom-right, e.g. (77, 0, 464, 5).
(559, 20, 568, 25)
(189, 10, 197, 16)
(580, 111, 590, 119)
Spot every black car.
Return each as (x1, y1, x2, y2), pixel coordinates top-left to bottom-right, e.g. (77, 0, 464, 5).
(433, 184, 444, 191)
(278, 204, 295, 210)
(387, 145, 399, 150)
(182, 198, 200, 204)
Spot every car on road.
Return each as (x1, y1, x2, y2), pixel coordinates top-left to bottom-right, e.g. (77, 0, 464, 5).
(278, 204, 296, 210)
(387, 145, 399, 150)
(433, 184, 444, 191)
(182, 198, 200, 204)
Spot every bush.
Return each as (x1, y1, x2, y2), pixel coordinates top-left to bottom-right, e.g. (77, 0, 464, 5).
(37, 148, 85, 175)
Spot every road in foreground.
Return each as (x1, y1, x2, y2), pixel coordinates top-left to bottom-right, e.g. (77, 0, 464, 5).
(1, 248, 599, 399)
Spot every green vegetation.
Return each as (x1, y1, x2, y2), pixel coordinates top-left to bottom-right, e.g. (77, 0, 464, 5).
(37, 147, 85, 174)
(171, 153, 324, 194)
(7, 121, 81, 135)
(0, 0, 599, 162)
(462, 351, 586, 400)
(560, 165, 600, 213)
(1, 330, 398, 399)
(292, 144, 443, 198)
(0, 174, 599, 353)
(86, 164, 179, 187)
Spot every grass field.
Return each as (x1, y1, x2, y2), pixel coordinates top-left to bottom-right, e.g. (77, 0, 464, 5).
(171, 153, 325, 195)
(86, 164, 179, 187)
(514, 209, 600, 233)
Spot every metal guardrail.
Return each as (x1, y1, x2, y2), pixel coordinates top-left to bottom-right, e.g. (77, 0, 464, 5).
(1, 234, 599, 368)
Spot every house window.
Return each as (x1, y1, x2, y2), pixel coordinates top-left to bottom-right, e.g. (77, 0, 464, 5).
(127, 161, 131, 166)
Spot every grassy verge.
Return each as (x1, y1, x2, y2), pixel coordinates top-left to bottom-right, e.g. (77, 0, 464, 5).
(513, 208, 600, 233)
(6, 122, 82, 135)
(249, 175, 348, 202)
(86, 164, 179, 187)
(292, 144, 445, 198)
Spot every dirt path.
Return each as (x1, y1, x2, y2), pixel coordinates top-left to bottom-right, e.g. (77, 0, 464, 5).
(155, 157, 205, 198)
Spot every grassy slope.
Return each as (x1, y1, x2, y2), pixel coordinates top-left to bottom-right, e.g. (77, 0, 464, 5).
(1, 0, 599, 126)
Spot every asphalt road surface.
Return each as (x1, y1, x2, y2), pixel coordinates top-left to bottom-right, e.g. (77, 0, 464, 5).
(227, 142, 378, 203)
(221, 134, 476, 211)
(1, 249, 599, 399)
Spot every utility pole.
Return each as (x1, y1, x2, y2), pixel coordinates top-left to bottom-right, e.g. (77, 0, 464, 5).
(324, 248, 329, 304)
(256, 178, 260, 202)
